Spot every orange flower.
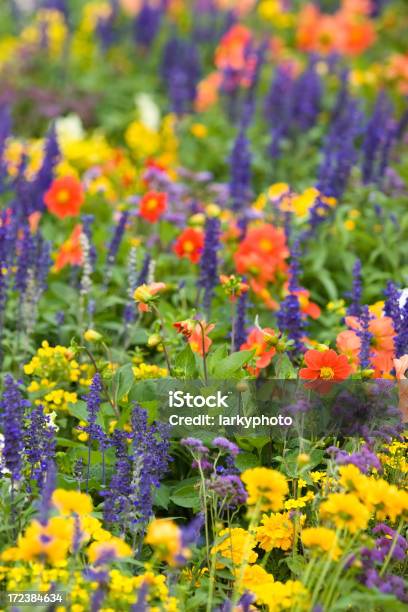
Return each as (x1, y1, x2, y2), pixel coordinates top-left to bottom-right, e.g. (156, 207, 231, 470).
(215, 25, 252, 73)
(44, 176, 84, 219)
(344, 315, 395, 375)
(289, 288, 321, 320)
(139, 191, 167, 223)
(234, 224, 288, 290)
(188, 322, 215, 356)
(300, 349, 352, 392)
(173, 228, 204, 264)
(387, 53, 408, 95)
(54, 225, 83, 272)
(336, 330, 361, 372)
(173, 319, 195, 338)
(133, 282, 166, 313)
(195, 71, 222, 113)
(240, 328, 276, 375)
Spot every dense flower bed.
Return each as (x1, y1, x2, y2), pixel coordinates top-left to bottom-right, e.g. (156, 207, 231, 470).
(0, 1, 407, 610)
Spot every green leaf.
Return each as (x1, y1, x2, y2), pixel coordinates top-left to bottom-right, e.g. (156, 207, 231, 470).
(235, 452, 260, 471)
(274, 354, 297, 379)
(154, 484, 170, 509)
(112, 363, 135, 404)
(210, 350, 255, 378)
(170, 485, 200, 509)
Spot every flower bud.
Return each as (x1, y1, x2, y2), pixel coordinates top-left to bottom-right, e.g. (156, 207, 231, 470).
(83, 329, 102, 342)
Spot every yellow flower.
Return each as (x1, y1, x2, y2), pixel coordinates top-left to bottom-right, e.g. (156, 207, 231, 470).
(255, 579, 309, 611)
(320, 493, 370, 533)
(302, 527, 341, 560)
(241, 468, 288, 511)
(83, 329, 103, 342)
(268, 182, 290, 202)
(190, 123, 208, 138)
(145, 519, 183, 566)
(132, 362, 168, 380)
(52, 489, 93, 516)
(256, 512, 295, 551)
(240, 564, 274, 599)
(87, 537, 132, 564)
(211, 528, 257, 569)
(13, 517, 74, 565)
(125, 121, 160, 157)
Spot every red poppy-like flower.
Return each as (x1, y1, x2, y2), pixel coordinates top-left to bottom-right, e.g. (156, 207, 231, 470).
(173, 228, 204, 264)
(44, 176, 84, 219)
(300, 349, 352, 393)
(53, 225, 83, 272)
(240, 327, 276, 376)
(139, 191, 167, 223)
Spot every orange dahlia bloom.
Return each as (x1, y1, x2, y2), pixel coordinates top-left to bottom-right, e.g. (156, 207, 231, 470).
(215, 25, 252, 73)
(240, 328, 276, 376)
(139, 191, 167, 223)
(343, 315, 395, 376)
(173, 228, 204, 264)
(300, 349, 352, 392)
(54, 225, 83, 272)
(44, 176, 84, 219)
(234, 224, 288, 290)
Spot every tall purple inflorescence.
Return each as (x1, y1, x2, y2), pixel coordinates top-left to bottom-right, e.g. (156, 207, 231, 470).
(83, 373, 103, 491)
(347, 258, 363, 317)
(198, 216, 221, 314)
(105, 211, 129, 280)
(25, 403, 56, 491)
(317, 88, 362, 199)
(265, 65, 294, 158)
(0, 105, 12, 193)
(362, 92, 396, 185)
(134, 0, 164, 48)
(277, 243, 304, 355)
(129, 403, 171, 526)
(292, 58, 323, 131)
(32, 123, 60, 210)
(229, 128, 252, 211)
(161, 36, 201, 115)
(357, 305, 372, 370)
(0, 375, 30, 485)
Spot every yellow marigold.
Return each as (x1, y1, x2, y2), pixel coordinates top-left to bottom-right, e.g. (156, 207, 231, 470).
(87, 537, 132, 564)
(125, 121, 160, 157)
(302, 527, 341, 560)
(52, 489, 93, 516)
(240, 564, 274, 599)
(255, 579, 309, 611)
(241, 468, 288, 511)
(320, 493, 370, 533)
(211, 528, 258, 568)
(145, 519, 183, 566)
(256, 512, 295, 551)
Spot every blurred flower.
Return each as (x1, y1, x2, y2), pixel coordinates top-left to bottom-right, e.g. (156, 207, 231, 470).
(44, 176, 84, 218)
(320, 492, 370, 533)
(139, 191, 167, 223)
(173, 227, 204, 263)
(302, 527, 341, 559)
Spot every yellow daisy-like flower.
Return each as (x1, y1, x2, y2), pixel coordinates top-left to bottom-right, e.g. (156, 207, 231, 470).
(256, 512, 295, 551)
(240, 564, 274, 600)
(255, 579, 310, 611)
(241, 467, 289, 511)
(302, 527, 341, 560)
(211, 528, 258, 569)
(145, 519, 183, 566)
(320, 493, 370, 533)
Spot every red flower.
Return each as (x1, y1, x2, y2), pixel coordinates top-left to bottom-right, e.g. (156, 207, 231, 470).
(139, 191, 167, 223)
(300, 349, 352, 393)
(173, 228, 204, 264)
(44, 176, 84, 219)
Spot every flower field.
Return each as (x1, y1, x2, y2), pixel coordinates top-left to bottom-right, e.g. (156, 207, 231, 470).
(1, 1, 408, 610)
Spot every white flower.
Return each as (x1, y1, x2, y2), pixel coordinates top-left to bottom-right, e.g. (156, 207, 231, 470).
(55, 113, 85, 145)
(135, 93, 160, 131)
(399, 288, 408, 309)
